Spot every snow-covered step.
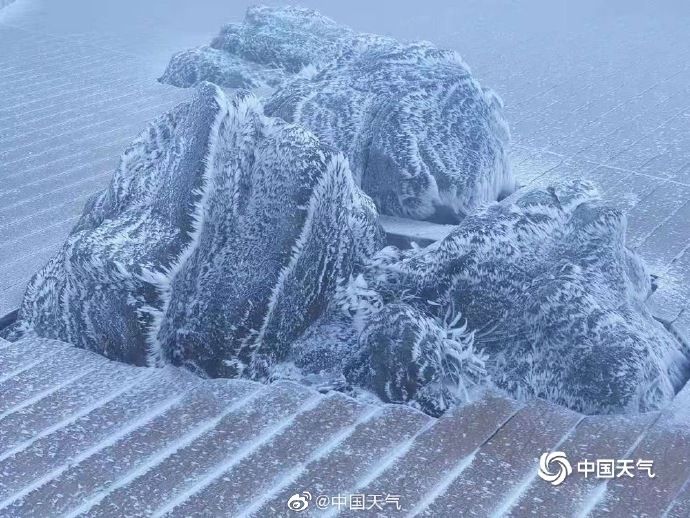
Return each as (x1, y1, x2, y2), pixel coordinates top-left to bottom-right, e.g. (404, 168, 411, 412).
(82, 381, 316, 517)
(0, 359, 140, 459)
(663, 477, 690, 517)
(626, 181, 690, 250)
(2, 381, 257, 517)
(587, 382, 690, 516)
(508, 412, 659, 516)
(0, 337, 63, 374)
(165, 392, 370, 517)
(415, 399, 582, 516)
(251, 404, 433, 517)
(339, 391, 522, 517)
(0, 341, 105, 416)
(0, 364, 200, 510)
(5, 333, 690, 516)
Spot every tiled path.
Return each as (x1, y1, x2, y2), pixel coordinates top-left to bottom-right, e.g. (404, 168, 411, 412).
(2, 336, 690, 517)
(1, 0, 689, 343)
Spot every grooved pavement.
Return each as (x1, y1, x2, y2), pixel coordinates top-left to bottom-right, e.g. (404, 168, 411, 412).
(1, 336, 690, 516)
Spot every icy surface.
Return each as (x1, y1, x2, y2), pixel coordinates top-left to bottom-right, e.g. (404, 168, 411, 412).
(161, 6, 513, 223)
(342, 181, 689, 414)
(159, 6, 351, 90)
(5, 84, 382, 377)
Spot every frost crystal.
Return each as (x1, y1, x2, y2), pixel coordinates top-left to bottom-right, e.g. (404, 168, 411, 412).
(161, 6, 513, 223)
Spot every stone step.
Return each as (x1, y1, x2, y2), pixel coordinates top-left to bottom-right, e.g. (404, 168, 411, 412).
(588, 383, 690, 516)
(379, 215, 455, 248)
(662, 478, 690, 517)
(415, 399, 582, 516)
(166, 392, 370, 517)
(81, 381, 316, 517)
(252, 404, 433, 517)
(626, 181, 690, 250)
(0, 342, 104, 417)
(339, 391, 521, 517)
(0, 337, 64, 375)
(0, 359, 139, 457)
(0, 366, 200, 511)
(3, 380, 257, 517)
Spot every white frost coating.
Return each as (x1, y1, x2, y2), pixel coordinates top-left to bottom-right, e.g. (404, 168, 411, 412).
(351, 180, 690, 414)
(577, 482, 609, 518)
(0, 370, 148, 463)
(63, 385, 265, 518)
(236, 406, 381, 518)
(489, 416, 583, 517)
(150, 394, 323, 517)
(406, 451, 477, 517)
(0, 393, 184, 512)
(320, 418, 437, 518)
(6, 84, 382, 382)
(0, 368, 91, 421)
(162, 5, 513, 222)
(574, 417, 659, 517)
(251, 156, 348, 351)
(144, 87, 233, 366)
(0, 350, 59, 384)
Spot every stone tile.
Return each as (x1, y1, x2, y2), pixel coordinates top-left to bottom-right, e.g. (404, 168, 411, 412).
(416, 400, 581, 516)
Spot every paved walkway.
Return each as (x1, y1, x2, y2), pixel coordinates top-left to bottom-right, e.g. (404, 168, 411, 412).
(2, 336, 690, 517)
(1, 0, 689, 343)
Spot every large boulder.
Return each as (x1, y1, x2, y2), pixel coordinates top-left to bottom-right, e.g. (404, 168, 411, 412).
(160, 6, 513, 223)
(7, 84, 383, 378)
(346, 181, 689, 414)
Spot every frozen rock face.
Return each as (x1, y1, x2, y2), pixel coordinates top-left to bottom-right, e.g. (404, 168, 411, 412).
(7, 83, 383, 377)
(286, 275, 488, 417)
(159, 6, 353, 90)
(160, 6, 513, 223)
(265, 42, 511, 223)
(343, 303, 487, 417)
(349, 181, 689, 414)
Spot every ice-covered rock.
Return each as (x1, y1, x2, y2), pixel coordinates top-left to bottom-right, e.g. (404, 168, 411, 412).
(351, 181, 689, 414)
(6, 83, 383, 377)
(159, 6, 353, 90)
(160, 6, 513, 223)
(283, 280, 487, 417)
(265, 41, 511, 223)
(343, 303, 487, 417)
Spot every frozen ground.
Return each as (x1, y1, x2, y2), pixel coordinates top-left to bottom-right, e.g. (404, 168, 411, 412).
(4, 335, 690, 516)
(1, 0, 689, 346)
